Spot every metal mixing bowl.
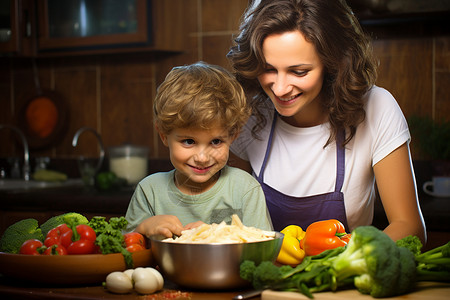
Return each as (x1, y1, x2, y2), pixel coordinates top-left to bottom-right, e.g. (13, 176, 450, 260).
(149, 232, 283, 290)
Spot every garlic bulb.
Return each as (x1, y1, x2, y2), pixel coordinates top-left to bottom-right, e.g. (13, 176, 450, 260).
(105, 271, 133, 294)
(133, 267, 164, 294)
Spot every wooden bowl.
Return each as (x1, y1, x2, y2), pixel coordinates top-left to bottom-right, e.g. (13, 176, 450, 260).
(0, 249, 152, 285)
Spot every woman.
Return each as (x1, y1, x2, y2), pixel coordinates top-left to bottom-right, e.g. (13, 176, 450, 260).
(227, 0, 426, 243)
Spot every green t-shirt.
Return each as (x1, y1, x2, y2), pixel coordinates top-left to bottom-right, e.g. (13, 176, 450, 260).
(125, 165, 273, 232)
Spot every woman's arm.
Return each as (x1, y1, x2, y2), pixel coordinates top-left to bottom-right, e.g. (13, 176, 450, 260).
(373, 143, 427, 245)
(228, 151, 253, 174)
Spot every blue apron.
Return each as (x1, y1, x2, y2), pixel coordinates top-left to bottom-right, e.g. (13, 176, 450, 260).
(256, 113, 349, 231)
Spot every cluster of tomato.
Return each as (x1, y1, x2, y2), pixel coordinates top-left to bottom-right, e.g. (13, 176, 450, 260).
(19, 223, 146, 256)
(123, 232, 146, 253)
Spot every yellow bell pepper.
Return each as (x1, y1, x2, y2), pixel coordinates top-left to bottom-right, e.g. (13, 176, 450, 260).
(276, 225, 306, 266)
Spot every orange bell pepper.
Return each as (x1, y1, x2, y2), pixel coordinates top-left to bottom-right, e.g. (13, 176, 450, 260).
(300, 219, 351, 256)
(276, 225, 306, 266)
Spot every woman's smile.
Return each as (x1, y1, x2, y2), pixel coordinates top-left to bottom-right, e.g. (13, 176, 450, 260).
(275, 92, 303, 105)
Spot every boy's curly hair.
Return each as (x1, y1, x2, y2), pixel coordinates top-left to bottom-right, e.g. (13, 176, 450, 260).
(154, 62, 250, 137)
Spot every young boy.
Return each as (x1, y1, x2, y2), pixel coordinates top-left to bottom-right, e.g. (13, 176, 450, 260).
(125, 62, 273, 238)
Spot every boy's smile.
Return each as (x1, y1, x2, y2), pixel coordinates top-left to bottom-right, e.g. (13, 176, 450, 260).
(159, 125, 234, 195)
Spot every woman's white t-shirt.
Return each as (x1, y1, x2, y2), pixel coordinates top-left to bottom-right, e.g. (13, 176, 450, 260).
(230, 86, 411, 230)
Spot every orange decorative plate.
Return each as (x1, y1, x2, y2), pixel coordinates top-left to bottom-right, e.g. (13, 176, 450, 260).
(16, 90, 68, 150)
(0, 249, 153, 285)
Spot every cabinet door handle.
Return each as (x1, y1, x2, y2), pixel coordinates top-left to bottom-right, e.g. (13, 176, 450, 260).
(23, 9, 31, 37)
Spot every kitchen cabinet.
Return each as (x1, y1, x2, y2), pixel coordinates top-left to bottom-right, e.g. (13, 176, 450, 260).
(37, 0, 149, 52)
(0, 0, 185, 57)
(0, 0, 19, 53)
(0, 0, 36, 56)
(37, 0, 185, 55)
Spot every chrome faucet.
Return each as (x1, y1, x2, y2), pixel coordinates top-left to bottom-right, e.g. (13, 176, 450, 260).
(72, 127, 105, 174)
(0, 124, 30, 181)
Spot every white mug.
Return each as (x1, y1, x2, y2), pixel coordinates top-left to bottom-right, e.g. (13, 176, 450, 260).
(423, 176, 450, 198)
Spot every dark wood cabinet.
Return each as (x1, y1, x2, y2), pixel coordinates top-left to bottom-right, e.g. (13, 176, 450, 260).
(0, 0, 19, 53)
(0, 0, 184, 57)
(37, 0, 150, 52)
(0, 0, 36, 56)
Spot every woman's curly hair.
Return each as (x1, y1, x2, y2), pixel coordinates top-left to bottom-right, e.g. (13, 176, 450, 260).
(154, 62, 250, 138)
(227, 0, 377, 147)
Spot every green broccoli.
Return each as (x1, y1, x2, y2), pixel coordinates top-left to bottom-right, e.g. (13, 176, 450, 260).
(239, 258, 312, 296)
(40, 212, 88, 237)
(239, 251, 338, 298)
(0, 219, 44, 253)
(331, 226, 416, 297)
(251, 260, 295, 290)
(240, 260, 256, 283)
(395, 235, 450, 282)
(396, 247, 418, 292)
(396, 235, 423, 257)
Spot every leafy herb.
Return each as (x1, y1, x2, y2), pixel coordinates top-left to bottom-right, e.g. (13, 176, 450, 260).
(88, 216, 133, 268)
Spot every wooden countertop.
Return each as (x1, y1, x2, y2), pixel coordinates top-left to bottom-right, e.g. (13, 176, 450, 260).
(261, 282, 450, 299)
(0, 275, 252, 300)
(1, 276, 449, 300)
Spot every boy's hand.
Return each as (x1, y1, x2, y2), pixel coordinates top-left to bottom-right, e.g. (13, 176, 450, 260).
(136, 215, 184, 238)
(184, 221, 206, 230)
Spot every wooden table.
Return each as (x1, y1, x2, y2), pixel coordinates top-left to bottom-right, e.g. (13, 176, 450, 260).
(1, 275, 449, 300)
(0, 275, 255, 299)
(261, 282, 450, 299)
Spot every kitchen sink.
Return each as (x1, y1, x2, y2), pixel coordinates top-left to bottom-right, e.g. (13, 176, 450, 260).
(0, 179, 84, 191)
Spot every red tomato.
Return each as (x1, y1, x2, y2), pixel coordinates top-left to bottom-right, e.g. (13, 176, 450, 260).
(44, 235, 60, 248)
(46, 223, 72, 247)
(44, 244, 67, 255)
(47, 224, 71, 238)
(126, 243, 145, 253)
(124, 232, 145, 248)
(66, 239, 96, 255)
(19, 239, 43, 255)
(46, 227, 59, 239)
(60, 230, 73, 248)
(76, 224, 96, 242)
